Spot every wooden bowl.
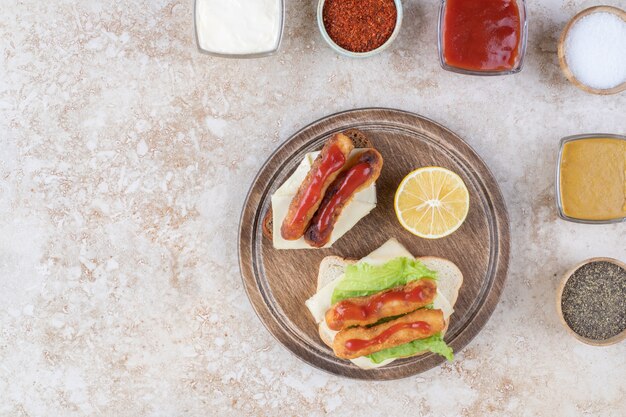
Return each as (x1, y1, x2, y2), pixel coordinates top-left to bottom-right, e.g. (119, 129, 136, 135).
(557, 6, 626, 95)
(556, 257, 626, 346)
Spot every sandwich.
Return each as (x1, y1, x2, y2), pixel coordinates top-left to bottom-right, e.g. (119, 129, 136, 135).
(305, 238, 463, 369)
(263, 130, 383, 249)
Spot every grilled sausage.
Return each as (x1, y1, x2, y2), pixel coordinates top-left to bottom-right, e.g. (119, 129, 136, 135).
(280, 133, 354, 241)
(325, 279, 437, 331)
(332, 308, 445, 359)
(304, 149, 383, 247)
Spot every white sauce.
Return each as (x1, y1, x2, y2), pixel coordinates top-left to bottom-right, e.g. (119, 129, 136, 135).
(565, 12, 626, 90)
(195, 0, 282, 55)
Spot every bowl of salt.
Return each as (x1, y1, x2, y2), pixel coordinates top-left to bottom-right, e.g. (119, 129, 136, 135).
(558, 6, 626, 95)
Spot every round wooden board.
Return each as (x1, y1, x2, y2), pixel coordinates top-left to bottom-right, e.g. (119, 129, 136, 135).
(239, 108, 510, 380)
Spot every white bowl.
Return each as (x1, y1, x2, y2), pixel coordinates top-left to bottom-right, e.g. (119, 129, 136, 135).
(317, 0, 403, 58)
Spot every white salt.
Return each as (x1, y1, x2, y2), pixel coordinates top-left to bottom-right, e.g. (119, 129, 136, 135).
(565, 12, 626, 90)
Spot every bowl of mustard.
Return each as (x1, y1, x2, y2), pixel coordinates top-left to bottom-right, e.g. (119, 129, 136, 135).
(556, 134, 626, 223)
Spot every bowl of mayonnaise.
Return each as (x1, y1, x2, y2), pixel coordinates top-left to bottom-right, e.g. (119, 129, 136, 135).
(194, 0, 284, 58)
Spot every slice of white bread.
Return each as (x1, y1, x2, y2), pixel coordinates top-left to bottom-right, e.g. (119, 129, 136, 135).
(316, 256, 356, 291)
(418, 257, 463, 308)
(305, 238, 463, 369)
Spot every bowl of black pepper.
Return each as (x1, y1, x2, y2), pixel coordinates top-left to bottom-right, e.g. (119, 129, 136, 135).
(317, 0, 403, 57)
(557, 258, 626, 346)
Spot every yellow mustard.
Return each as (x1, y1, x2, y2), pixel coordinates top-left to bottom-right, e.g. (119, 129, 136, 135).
(559, 138, 626, 221)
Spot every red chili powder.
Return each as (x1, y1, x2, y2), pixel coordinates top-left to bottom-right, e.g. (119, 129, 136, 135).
(323, 0, 397, 53)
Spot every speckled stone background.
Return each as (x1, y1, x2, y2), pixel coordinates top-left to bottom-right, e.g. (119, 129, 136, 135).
(1, 0, 625, 416)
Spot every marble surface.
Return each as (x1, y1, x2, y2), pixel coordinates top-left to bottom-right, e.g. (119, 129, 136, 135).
(1, 0, 625, 416)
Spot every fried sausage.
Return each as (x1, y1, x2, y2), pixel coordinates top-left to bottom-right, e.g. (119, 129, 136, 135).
(304, 149, 383, 247)
(332, 308, 445, 359)
(280, 133, 354, 241)
(325, 279, 437, 331)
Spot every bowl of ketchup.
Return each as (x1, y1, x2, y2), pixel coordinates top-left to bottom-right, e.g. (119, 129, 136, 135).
(438, 0, 528, 75)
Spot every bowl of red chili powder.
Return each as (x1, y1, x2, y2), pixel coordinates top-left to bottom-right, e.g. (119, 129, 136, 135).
(318, 0, 402, 57)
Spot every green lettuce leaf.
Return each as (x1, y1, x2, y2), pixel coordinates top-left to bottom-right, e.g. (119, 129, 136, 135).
(330, 257, 437, 305)
(367, 333, 454, 363)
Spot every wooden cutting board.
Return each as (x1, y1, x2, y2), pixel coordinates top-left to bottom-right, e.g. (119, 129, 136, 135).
(239, 108, 510, 380)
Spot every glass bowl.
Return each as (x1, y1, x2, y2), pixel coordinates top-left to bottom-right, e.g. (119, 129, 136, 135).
(317, 0, 403, 58)
(437, 0, 528, 75)
(555, 133, 626, 224)
(194, 0, 285, 58)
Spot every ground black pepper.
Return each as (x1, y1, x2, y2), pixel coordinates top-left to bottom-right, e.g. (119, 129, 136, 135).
(561, 261, 626, 340)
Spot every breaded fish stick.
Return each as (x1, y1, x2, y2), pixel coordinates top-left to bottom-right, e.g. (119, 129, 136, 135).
(304, 149, 383, 248)
(325, 279, 437, 331)
(281, 133, 354, 240)
(333, 308, 445, 359)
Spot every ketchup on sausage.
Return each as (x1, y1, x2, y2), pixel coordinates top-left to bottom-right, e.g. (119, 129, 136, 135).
(304, 148, 382, 247)
(289, 144, 346, 227)
(331, 281, 435, 325)
(344, 321, 431, 352)
(311, 162, 371, 235)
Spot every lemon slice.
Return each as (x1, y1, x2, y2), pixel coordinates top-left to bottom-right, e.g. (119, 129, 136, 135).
(394, 167, 469, 239)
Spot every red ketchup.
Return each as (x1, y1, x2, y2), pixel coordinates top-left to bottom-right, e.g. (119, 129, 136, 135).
(443, 0, 522, 71)
(290, 144, 346, 226)
(345, 321, 431, 352)
(333, 282, 433, 324)
(311, 162, 372, 236)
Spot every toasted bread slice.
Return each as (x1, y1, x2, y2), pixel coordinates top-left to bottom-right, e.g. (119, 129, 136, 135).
(262, 207, 273, 240)
(344, 129, 373, 149)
